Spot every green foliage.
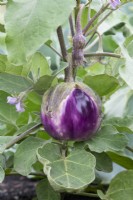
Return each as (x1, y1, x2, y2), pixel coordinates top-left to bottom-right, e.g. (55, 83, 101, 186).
(37, 143, 96, 192)
(34, 75, 55, 95)
(0, 0, 133, 199)
(84, 74, 119, 96)
(0, 73, 33, 94)
(98, 170, 133, 200)
(93, 152, 113, 172)
(85, 126, 128, 153)
(5, 0, 75, 65)
(36, 179, 61, 200)
(14, 136, 45, 176)
(107, 151, 133, 170)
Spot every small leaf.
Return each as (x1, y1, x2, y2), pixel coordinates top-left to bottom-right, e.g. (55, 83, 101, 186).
(36, 179, 61, 200)
(85, 125, 128, 153)
(105, 170, 133, 200)
(97, 190, 106, 200)
(93, 152, 113, 172)
(30, 52, 51, 81)
(37, 143, 96, 192)
(84, 74, 119, 96)
(34, 75, 55, 95)
(0, 73, 33, 94)
(14, 136, 45, 176)
(104, 117, 133, 133)
(107, 151, 133, 170)
(52, 61, 68, 76)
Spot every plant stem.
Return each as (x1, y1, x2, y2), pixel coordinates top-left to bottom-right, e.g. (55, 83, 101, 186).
(5, 123, 42, 150)
(126, 146, 133, 153)
(57, 26, 67, 61)
(85, 31, 96, 47)
(49, 45, 63, 58)
(86, 10, 113, 36)
(69, 14, 75, 37)
(84, 52, 121, 58)
(76, 0, 80, 7)
(57, 26, 75, 82)
(73, 192, 99, 198)
(97, 32, 103, 52)
(61, 141, 68, 158)
(83, 3, 109, 35)
(57, 26, 71, 82)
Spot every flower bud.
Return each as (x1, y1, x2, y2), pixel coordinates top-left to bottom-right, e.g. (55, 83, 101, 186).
(41, 82, 102, 141)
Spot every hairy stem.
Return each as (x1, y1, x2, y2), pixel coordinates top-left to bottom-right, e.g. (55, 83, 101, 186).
(5, 123, 42, 150)
(84, 52, 121, 58)
(83, 3, 109, 35)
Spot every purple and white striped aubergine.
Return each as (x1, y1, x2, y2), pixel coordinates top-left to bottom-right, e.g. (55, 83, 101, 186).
(41, 82, 102, 141)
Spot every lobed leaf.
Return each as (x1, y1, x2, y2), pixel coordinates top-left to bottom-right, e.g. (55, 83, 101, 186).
(37, 143, 96, 192)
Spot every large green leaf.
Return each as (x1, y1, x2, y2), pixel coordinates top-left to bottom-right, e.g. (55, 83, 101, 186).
(0, 73, 33, 94)
(84, 74, 119, 96)
(14, 136, 45, 176)
(100, 170, 133, 200)
(5, 0, 75, 65)
(85, 125, 128, 153)
(36, 179, 61, 200)
(37, 143, 96, 192)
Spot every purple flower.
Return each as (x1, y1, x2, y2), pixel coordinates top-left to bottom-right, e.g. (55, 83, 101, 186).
(7, 96, 25, 113)
(16, 102, 25, 113)
(7, 96, 18, 105)
(109, 0, 120, 9)
(41, 82, 102, 141)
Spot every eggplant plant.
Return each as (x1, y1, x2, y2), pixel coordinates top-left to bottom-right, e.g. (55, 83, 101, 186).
(0, 0, 133, 199)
